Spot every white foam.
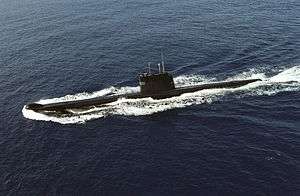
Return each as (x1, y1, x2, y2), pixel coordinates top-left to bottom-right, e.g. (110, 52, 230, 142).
(269, 65, 300, 83)
(22, 65, 300, 124)
(174, 74, 215, 87)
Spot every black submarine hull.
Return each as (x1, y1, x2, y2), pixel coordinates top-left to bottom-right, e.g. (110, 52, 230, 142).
(26, 79, 261, 113)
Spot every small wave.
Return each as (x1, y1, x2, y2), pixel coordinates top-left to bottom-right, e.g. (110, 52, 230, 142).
(22, 65, 300, 124)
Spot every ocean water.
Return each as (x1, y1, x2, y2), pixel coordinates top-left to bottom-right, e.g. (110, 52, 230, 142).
(1, 0, 300, 195)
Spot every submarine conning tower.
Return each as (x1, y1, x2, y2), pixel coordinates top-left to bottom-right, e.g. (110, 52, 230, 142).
(139, 58, 175, 95)
(139, 72, 175, 94)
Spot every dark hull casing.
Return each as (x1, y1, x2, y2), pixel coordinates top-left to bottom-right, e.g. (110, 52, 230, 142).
(26, 79, 261, 113)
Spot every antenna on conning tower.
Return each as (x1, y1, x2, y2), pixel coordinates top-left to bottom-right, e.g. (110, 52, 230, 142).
(161, 51, 165, 73)
(158, 63, 161, 73)
(148, 62, 151, 74)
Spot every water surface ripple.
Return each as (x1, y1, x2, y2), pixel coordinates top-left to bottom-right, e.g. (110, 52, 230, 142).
(0, 0, 299, 195)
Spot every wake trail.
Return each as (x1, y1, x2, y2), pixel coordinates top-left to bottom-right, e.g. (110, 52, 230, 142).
(22, 65, 300, 124)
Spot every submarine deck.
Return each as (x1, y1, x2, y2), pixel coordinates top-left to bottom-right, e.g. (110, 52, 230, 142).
(26, 79, 261, 112)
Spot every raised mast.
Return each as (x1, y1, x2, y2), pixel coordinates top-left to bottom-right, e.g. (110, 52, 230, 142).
(148, 62, 151, 74)
(161, 52, 165, 73)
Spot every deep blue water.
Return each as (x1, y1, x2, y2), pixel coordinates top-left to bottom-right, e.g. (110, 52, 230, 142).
(1, 0, 300, 195)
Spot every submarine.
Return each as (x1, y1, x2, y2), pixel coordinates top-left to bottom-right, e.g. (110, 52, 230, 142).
(26, 60, 261, 114)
